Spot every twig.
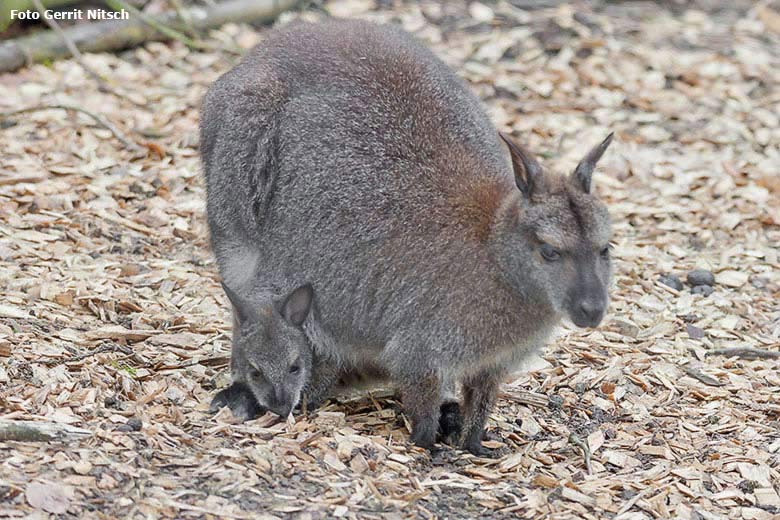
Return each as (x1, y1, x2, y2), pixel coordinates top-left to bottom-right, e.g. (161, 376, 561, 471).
(30, 0, 143, 107)
(706, 347, 780, 360)
(24, 341, 146, 370)
(568, 433, 593, 475)
(155, 355, 231, 371)
(0, 419, 91, 442)
(0, 104, 141, 152)
(104, 0, 211, 51)
(38, 342, 129, 366)
(169, 0, 197, 37)
(499, 390, 548, 408)
(682, 366, 724, 387)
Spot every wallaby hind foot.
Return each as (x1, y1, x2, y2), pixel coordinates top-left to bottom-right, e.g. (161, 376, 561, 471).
(400, 372, 442, 449)
(460, 369, 503, 455)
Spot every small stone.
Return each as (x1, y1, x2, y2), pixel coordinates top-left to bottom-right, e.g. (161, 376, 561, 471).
(72, 460, 92, 475)
(686, 324, 705, 339)
(687, 269, 715, 287)
(691, 285, 714, 296)
(738, 480, 760, 494)
(659, 274, 683, 291)
(117, 417, 142, 432)
(621, 489, 638, 500)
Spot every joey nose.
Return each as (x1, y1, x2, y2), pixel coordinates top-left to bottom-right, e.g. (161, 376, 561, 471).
(270, 403, 293, 418)
(269, 389, 293, 418)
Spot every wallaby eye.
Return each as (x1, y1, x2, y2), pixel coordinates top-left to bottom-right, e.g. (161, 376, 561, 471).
(289, 364, 301, 375)
(250, 368, 261, 379)
(600, 245, 611, 258)
(540, 244, 561, 262)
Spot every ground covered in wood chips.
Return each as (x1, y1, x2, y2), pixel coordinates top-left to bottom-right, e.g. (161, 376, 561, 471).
(1, 0, 779, 518)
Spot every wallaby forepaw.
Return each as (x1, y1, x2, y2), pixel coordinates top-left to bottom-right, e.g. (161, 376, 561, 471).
(464, 441, 492, 457)
(210, 384, 265, 422)
(209, 391, 229, 414)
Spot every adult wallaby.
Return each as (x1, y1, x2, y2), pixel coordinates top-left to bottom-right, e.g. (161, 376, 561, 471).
(200, 19, 613, 454)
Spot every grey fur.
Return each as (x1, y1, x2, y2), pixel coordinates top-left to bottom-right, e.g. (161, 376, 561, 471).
(213, 284, 317, 419)
(201, 19, 613, 454)
(211, 282, 370, 420)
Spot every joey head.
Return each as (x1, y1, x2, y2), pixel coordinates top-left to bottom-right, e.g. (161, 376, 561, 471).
(210, 283, 314, 420)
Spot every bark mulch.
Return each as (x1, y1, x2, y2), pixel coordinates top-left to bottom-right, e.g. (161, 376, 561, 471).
(1, 0, 779, 518)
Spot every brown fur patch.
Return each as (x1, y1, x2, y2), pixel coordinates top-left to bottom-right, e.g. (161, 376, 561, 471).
(449, 176, 508, 242)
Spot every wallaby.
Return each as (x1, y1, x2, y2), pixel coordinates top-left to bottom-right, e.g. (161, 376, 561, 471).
(200, 19, 613, 454)
(209, 283, 332, 420)
(211, 282, 463, 435)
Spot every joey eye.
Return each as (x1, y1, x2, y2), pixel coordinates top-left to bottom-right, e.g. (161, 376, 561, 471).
(540, 244, 561, 262)
(600, 245, 611, 258)
(289, 364, 301, 375)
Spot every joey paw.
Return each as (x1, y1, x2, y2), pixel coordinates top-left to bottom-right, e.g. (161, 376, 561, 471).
(209, 391, 230, 414)
(209, 383, 265, 422)
(297, 396, 327, 415)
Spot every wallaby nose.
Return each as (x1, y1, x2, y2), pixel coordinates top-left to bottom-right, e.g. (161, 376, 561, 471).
(270, 403, 293, 418)
(575, 300, 605, 328)
(269, 389, 293, 418)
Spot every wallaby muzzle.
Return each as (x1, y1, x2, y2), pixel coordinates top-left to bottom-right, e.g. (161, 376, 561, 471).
(568, 270, 608, 328)
(266, 388, 295, 418)
(570, 296, 607, 328)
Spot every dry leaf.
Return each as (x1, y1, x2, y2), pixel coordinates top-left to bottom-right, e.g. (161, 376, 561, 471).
(26, 482, 70, 514)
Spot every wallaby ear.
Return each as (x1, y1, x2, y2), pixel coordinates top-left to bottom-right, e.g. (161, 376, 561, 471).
(571, 132, 614, 193)
(221, 282, 258, 326)
(280, 283, 313, 327)
(499, 132, 543, 198)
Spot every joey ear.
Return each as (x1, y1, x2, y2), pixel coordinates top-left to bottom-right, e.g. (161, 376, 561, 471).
(221, 282, 258, 326)
(571, 132, 614, 193)
(499, 132, 543, 199)
(280, 283, 313, 327)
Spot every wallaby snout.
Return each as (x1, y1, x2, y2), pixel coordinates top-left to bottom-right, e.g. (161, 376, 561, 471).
(267, 387, 295, 418)
(570, 294, 607, 328)
(567, 270, 609, 328)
